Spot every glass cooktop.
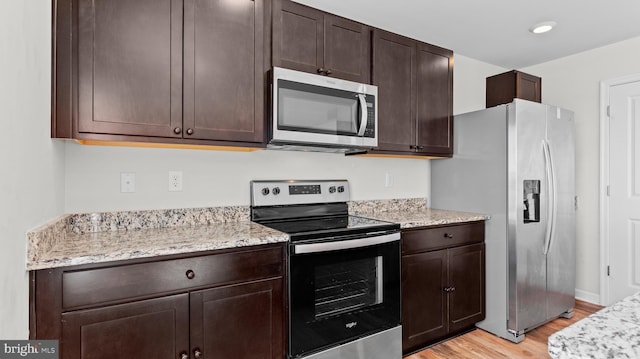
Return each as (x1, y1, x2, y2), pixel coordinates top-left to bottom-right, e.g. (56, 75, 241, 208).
(258, 215, 399, 242)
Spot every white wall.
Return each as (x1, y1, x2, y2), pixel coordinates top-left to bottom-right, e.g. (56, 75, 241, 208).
(523, 36, 640, 299)
(0, 0, 65, 338)
(453, 55, 506, 114)
(64, 143, 430, 212)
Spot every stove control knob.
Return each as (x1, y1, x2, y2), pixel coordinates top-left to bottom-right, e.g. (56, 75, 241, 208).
(329, 186, 336, 194)
(261, 187, 270, 196)
(272, 187, 280, 195)
(337, 186, 345, 193)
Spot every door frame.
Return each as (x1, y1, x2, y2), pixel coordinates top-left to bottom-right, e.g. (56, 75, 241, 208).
(599, 73, 640, 305)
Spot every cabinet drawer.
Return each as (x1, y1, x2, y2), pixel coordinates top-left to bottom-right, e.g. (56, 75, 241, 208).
(62, 245, 284, 310)
(402, 222, 484, 254)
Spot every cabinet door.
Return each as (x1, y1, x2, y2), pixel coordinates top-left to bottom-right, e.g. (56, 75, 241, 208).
(448, 243, 485, 333)
(76, 0, 183, 138)
(183, 0, 267, 143)
(372, 30, 416, 153)
(516, 72, 542, 103)
(190, 278, 285, 359)
(416, 43, 453, 156)
(61, 294, 189, 359)
(323, 15, 370, 83)
(272, 0, 323, 74)
(401, 249, 448, 354)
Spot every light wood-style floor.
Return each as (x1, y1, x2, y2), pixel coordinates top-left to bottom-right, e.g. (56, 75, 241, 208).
(406, 300, 604, 359)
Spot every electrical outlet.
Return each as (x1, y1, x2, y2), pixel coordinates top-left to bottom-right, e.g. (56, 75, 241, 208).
(120, 173, 136, 193)
(168, 171, 183, 192)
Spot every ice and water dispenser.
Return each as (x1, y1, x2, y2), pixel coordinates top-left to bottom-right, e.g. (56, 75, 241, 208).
(523, 180, 540, 223)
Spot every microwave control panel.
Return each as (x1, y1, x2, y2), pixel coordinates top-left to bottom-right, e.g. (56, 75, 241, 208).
(364, 96, 376, 138)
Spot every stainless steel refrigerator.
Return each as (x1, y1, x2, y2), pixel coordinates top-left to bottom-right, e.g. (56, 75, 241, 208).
(431, 99, 575, 343)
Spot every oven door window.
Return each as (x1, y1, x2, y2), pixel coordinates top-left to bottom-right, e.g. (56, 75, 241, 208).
(314, 256, 383, 319)
(277, 80, 359, 136)
(289, 240, 400, 358)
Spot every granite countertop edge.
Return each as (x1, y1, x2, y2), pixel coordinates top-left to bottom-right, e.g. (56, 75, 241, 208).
(27, 199, 489, 270)
(27, 221, 289, 271)
(547, 291, 640, 358)
(356, 208, 490, 229)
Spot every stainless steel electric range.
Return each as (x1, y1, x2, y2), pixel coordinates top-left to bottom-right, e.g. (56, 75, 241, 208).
(250, 180, 402, 359)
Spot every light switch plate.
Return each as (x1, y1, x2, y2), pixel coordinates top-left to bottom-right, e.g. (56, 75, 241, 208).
(385, 173, 393, 187)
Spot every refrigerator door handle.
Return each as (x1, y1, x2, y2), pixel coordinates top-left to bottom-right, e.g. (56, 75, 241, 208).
(543, 140, 557, 255)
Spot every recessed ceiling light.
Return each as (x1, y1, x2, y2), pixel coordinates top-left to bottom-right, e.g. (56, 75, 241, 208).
(529, 21, 557, 34)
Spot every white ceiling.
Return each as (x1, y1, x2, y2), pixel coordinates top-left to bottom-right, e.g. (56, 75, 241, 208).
(293, 0, 640, 69)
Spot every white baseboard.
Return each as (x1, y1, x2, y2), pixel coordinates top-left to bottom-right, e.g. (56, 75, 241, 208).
(575, 289, 600, 305)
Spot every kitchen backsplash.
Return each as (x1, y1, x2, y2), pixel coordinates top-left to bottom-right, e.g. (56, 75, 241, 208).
(42, 198, 428, 236)
(67, 206, 250, 234)
(348, 198, 428, 214)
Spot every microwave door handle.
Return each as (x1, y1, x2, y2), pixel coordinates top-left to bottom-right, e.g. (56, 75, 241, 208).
(357, 94, 368, 136)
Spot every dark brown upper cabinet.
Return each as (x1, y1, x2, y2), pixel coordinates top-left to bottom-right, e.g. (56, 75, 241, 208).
(372, 29, 453, 157)
(52, 0, 269, 147)
(486, 70, 542, 108)
(183, 0, 268, 144)
(71, 0, 184, 139)
(272, 0, 371, 83)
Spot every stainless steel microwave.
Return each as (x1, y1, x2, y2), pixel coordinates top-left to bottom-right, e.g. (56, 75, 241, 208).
(269, 67, 378, 152)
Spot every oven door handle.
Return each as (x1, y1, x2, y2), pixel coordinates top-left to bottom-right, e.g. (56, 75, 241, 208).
(292, 232, 400, 254)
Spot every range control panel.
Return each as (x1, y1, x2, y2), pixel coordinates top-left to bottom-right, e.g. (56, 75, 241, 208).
(251, 180, 350, 207)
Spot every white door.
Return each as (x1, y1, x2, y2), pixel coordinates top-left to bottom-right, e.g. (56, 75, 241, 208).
(608, 80, 640, 303)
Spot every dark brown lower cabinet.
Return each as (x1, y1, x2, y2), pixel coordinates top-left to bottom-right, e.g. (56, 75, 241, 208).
(402, 249, 448, 347)
(191, 279, 283, 358)
(401, 222, 485, 354)
(31, 243, 285, 359)
(61, 294, 190, 359)
(448, 243, 485, 333)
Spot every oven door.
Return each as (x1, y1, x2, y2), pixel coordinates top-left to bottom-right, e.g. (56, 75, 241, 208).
(288, 232, 400, 358)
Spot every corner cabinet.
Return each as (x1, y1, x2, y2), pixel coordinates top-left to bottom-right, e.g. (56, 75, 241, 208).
(486, 70, 542, 108)
(371, 29, 453, 157)
(401, 222, 485, 354)
(52, 0, 269, 147)
(30, 244, 285, 359)
(272, 0, 370, 83)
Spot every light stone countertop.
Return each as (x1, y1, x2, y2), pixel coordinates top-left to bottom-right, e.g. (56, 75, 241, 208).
(354, 208, 489, 229)
(27, 221, 288, 271)
(27, 199, 488, 270)
(548, 291, 640, 358)
(348, 198, 489, 228)
(26, 206, 287, 270)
